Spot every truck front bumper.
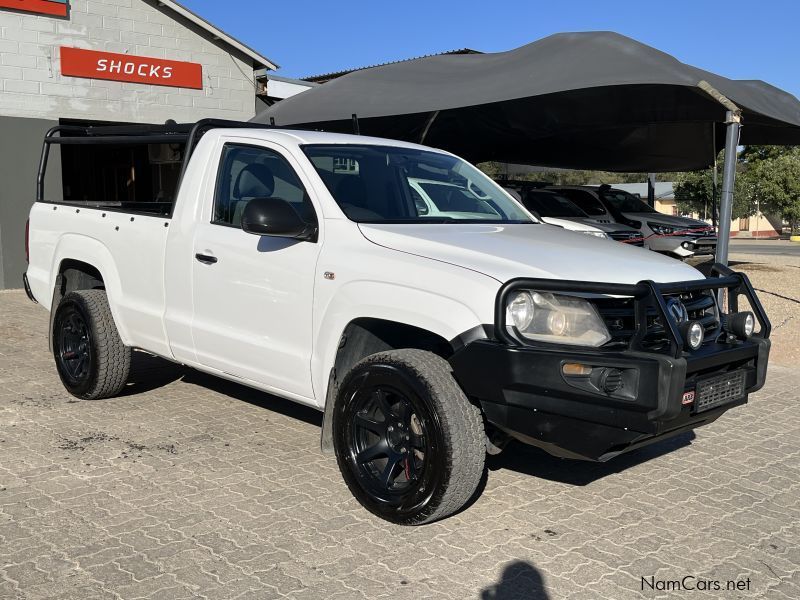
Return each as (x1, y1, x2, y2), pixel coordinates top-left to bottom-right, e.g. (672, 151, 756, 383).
(450, 337, 769, 461)
(645, 235, 715, 257)
(449, 264, 771, 462)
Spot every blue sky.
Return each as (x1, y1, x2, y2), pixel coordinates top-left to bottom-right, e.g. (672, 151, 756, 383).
(182, 0, 800, 98)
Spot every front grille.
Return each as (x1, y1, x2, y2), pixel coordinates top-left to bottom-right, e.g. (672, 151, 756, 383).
(608, 231, 644, 246)
(695, 370, 746, 412)
(593, 289, 719, 352)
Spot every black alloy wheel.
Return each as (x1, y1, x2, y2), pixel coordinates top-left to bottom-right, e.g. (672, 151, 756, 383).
(55, 305, 93, 387)
(333, 349, 485, 525)
(345, 373, 442, 512)
(52, 290, 131, 399)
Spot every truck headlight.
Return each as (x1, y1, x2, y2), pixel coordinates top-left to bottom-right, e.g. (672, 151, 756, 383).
(578, 230, 610, 239)
(505, 291, 611, 346)
(647, 222, 681, 236)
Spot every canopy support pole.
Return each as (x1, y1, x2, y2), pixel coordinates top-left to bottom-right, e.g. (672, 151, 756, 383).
(419, 110, 439, 144)
(711, 124, 717, 227)
(715, 110, 741, 266)
(646, 173, 656, 207)
(697, 82, 742, 267)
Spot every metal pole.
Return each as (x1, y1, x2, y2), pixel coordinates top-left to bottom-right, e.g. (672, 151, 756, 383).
(647, 173, 656, 208)
(714, 110, 741, 266)
(711, 142, 718, 228)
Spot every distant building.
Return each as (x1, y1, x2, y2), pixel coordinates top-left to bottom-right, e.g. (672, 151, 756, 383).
(254, 72, 318, 110)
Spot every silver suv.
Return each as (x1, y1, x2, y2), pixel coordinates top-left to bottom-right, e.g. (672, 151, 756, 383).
(549, 185, 717, 258)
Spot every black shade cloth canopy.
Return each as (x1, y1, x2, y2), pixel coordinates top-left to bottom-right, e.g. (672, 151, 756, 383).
(254, 32, 800, 172)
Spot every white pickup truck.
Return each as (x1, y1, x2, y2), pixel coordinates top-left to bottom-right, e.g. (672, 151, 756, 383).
(24, 120, 771, 525)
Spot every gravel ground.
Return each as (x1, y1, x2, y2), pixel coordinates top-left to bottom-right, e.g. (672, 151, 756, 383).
(690, 247, 800, 367)
(0, 243, 797, 599)
(1, 290, 798, 599)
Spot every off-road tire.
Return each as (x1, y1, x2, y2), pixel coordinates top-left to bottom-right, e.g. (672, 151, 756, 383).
(52, 290, 131, 399)
(333, 349, 485, 525)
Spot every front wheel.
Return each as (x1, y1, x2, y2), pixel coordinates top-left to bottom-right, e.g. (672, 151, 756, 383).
(332, 349, 485, 525)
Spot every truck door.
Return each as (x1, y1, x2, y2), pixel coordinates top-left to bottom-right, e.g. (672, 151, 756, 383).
(190, 140, 321, 401)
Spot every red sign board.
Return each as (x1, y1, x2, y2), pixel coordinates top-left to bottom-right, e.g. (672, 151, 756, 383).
(60, 47, 203, 90)
(0, 0, 68, 17)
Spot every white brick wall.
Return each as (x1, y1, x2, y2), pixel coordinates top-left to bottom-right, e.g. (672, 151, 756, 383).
(0, 0, 259, 123)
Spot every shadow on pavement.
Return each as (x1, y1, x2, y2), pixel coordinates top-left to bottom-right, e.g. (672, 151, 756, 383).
(487, 431, 695, 486)
(118, 354, 693, 487)
(119, 351, 187, 396)
(117, 352, 322, 427)
(181, 369, 323, 428)
(480, 561, 550, 599)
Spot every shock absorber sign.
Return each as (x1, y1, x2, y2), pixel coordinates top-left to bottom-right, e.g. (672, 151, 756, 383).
(59, 47, 203, 90)
(0, 0, 68, 17)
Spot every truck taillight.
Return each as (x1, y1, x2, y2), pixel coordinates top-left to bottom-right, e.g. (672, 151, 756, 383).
(25, 218, 30, 263)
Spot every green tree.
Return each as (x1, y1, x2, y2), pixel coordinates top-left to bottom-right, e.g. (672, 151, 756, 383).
(477, 164, 676, 186)
(674, 151, 762, 224)
(674, 168, 715, 218)
(746, 148, 800, 233)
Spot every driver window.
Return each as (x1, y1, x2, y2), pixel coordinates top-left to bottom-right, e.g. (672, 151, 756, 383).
(213, 143, 314, 227)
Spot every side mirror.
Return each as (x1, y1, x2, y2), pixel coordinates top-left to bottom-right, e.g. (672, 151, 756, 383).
(240, 197, 317, 241)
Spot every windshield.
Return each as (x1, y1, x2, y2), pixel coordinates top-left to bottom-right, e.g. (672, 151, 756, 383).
(302, 144, 533, 224)
(600, 189, 657, 213)
(555, 189, 608, 216)
(522, 191, 588, 218)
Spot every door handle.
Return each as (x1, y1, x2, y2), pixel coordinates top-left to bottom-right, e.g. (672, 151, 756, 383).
(195, 253, 218, 265)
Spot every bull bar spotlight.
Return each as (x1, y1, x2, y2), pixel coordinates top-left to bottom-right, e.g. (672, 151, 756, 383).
(728, 311, 755, 339)
(679, 321, 704, 350)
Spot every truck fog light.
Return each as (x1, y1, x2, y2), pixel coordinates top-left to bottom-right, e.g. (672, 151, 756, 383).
(728, 311, 755, 338)
(597, 368, 623, 393)
(508, 291, 534, 330)
(680, 321, 704, 350)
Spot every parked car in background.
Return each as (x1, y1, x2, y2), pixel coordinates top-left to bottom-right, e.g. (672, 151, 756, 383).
(597, 185, 717, 257)
(500, 185, 608, 238)
(500, 181, 643, 246)
(409, 178, 506, 220)
(548, 185, 717, 259)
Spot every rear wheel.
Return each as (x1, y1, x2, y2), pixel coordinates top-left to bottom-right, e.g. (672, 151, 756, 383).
(52, 290, 131, 399)
(333, 349, 485, 525)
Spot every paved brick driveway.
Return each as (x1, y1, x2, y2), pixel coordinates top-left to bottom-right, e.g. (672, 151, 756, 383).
(1, 290, 798, 599)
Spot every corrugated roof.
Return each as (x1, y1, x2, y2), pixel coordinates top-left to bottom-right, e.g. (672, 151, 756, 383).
(301, 48, 481, 83)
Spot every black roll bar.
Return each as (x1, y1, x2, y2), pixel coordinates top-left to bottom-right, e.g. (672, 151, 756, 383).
(36, 118, 283, 203)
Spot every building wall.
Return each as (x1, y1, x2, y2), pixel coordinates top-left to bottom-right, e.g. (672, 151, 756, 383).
(0, 116, 63, 290)
(0, 0, 264, 288)
(0, 0, 257, 124)
(728, 214, 781, 237)
(657, 198, 781, 237)
(655, 197, 677, 216)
